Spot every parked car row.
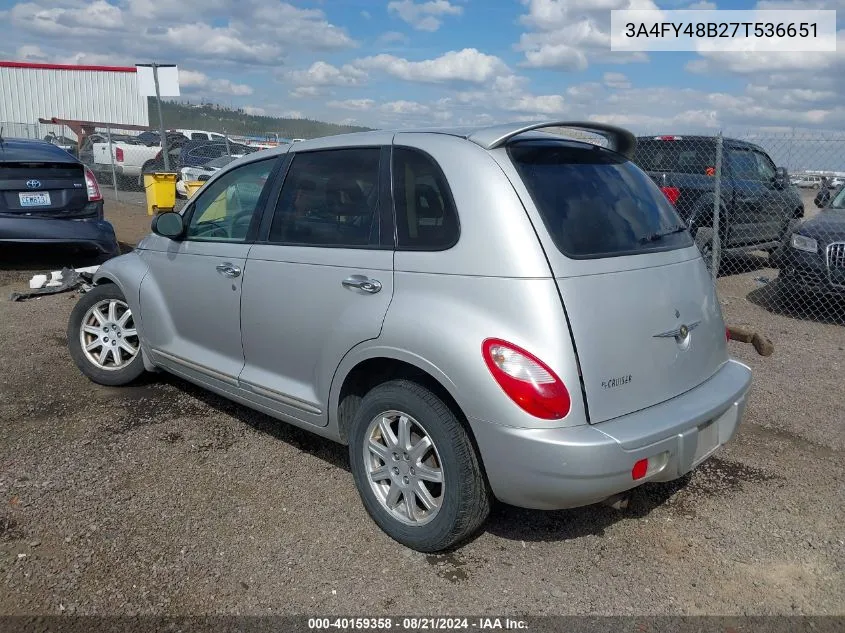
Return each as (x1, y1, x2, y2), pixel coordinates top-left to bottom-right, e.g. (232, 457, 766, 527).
(790, 174, 845, 189)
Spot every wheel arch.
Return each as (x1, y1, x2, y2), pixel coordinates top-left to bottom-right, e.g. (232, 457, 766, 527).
(329, 347, 490, 485)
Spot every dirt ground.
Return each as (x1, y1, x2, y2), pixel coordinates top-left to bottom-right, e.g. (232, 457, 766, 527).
(0, 199, 843, 616)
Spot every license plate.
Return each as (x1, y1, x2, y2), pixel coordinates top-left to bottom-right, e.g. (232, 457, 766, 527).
(693, 419, 719, 464)
(19, 192, 51, 207)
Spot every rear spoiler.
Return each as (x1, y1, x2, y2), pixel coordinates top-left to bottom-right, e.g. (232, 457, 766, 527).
(467, 121, 637, 158)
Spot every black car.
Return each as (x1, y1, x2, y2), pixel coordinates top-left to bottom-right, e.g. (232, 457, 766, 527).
(632, 135, 804, 269)
(771, 184, 845, 297)
(0, 137, 119, 260)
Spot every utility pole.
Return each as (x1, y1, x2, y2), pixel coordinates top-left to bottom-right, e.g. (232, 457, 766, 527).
(137, 62, 177, 171)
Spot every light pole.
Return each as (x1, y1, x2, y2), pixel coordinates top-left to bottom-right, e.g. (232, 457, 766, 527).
(136, 63, 176, 171)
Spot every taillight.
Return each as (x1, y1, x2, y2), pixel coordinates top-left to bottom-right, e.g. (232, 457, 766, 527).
(660, 186, 680, 206)
(726, 327, 731, 342)
(115, 147, 124, 162)
(705, 167, 716, 176)
(482, 338, 571, 420)
(84, 167, 103, 202)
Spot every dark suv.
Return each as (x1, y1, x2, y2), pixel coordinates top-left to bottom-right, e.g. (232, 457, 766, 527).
(633, 135, 804, 268)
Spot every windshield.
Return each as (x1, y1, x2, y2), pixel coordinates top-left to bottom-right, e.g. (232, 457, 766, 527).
(508, 140, 694, 259)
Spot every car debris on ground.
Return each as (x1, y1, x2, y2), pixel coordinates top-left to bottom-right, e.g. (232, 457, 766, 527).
(9, 266, 99, 302)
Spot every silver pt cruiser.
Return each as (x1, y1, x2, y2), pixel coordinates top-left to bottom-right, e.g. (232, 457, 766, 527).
(68, 121, 752, 552)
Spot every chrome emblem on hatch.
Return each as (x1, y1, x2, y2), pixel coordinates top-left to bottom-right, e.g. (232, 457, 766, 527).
(653, 321, 701, 340)
(26, 180, 41, 189)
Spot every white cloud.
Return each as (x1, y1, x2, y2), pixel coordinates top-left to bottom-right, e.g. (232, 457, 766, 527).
(290, 86, 324, 99)
(287, 61, 368, 87)
(327, 99, 376, 111)
(15, 45, 49, 61)
(8, 0, 354, 67)
(376, 31, 410, 47)
(687, 29, 845, 75)
(381, 100, 430, 114)
(387, 0, 462, 32)
(280, 110, 304, 119)
(686, 1, 716, 8)
(515, 0, 654, 70)
(179, 69, 254, 96)
(603, 72, 631, 89)
(355, 48, 510, 84)
(361, 10, 371, 19)
(243, 106, 266, 116)
(503, 94, 566, 115)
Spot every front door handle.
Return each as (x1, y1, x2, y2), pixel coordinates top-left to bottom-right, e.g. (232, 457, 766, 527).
(216, 262, 242, 278)
(342, 275, 382, 294)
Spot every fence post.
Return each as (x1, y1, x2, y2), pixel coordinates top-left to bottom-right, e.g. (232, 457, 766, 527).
(224, 129, 231, 156)
(712, 131, 723, 279)
(106, 126, 120, 202)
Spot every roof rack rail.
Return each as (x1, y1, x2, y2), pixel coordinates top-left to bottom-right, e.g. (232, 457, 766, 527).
(467, 120, 637, 158)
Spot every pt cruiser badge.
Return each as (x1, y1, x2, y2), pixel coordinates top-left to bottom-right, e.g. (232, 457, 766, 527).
(653, 320, 701, 340)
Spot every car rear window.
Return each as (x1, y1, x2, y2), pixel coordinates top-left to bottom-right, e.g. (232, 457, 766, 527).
(508, 140, 694, 259)
(632, 139, 716, 175)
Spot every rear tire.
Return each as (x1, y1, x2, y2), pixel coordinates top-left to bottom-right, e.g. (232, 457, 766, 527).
(67, 284, 145, 387)
(349, 379, 491, 552)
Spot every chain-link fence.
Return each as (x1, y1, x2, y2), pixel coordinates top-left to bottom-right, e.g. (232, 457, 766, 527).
(627, 130, 845, 326)
(74, 127, 266, 201)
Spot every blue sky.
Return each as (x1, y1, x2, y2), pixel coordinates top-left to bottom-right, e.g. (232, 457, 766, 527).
(0, 0, 843, 134)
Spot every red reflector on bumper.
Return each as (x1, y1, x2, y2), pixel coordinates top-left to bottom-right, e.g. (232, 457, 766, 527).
(632, 459, 648, 480)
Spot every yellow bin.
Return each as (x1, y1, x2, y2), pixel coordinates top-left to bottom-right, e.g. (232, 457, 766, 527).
(184, 180, 205, 198)
(144, 172, 178, 216)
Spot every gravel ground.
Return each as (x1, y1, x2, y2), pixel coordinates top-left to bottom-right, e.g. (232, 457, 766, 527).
(0, 199, 843, 617)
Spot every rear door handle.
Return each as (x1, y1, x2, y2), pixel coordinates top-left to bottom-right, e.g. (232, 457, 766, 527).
(216, 262, 242, 278)
(342, 275, 382, 294)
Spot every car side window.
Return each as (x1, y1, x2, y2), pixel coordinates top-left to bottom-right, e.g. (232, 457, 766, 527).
(754, 151, 776, 180)
(392, 147, 459, 250)
(727, 149, 759, 180)
(185, 158, 275, 243)
(267, 148, 381, 247)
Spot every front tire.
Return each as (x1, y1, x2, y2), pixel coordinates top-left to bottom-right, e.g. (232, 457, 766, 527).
(67, 284, 145, 386)
(349, 380, 491, 552)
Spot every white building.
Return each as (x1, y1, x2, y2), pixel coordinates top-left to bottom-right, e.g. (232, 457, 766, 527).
(0, 61, 149, 139)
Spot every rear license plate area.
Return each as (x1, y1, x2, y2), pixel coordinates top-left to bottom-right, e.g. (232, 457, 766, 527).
(19, 192, 51, 207)
(693, 418, 719, 464)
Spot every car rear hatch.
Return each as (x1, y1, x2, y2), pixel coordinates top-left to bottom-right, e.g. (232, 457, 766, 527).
(0, 161, 93, 218)
(499, 136, 729, 424)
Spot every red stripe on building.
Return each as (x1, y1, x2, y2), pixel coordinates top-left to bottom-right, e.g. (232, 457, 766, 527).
(0, 61, 137, 73)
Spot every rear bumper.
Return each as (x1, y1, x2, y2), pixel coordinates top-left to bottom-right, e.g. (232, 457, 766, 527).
(0, 214, 118, 254)
(471, 359, 752, 510)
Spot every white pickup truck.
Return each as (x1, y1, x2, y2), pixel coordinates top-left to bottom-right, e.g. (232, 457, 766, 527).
(85, 135, 162, 187)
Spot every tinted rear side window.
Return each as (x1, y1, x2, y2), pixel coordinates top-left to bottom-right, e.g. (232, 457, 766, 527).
(633, 140, 716, 175)
(393, 147, 459, 250)
(509, 140, 693, 259)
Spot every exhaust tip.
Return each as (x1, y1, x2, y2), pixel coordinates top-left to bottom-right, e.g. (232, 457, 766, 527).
(601, 493, 630, 511)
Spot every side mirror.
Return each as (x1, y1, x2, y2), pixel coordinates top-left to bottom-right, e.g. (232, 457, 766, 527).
(151, 211, 185, 239)
(774, 167, 789, 188)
